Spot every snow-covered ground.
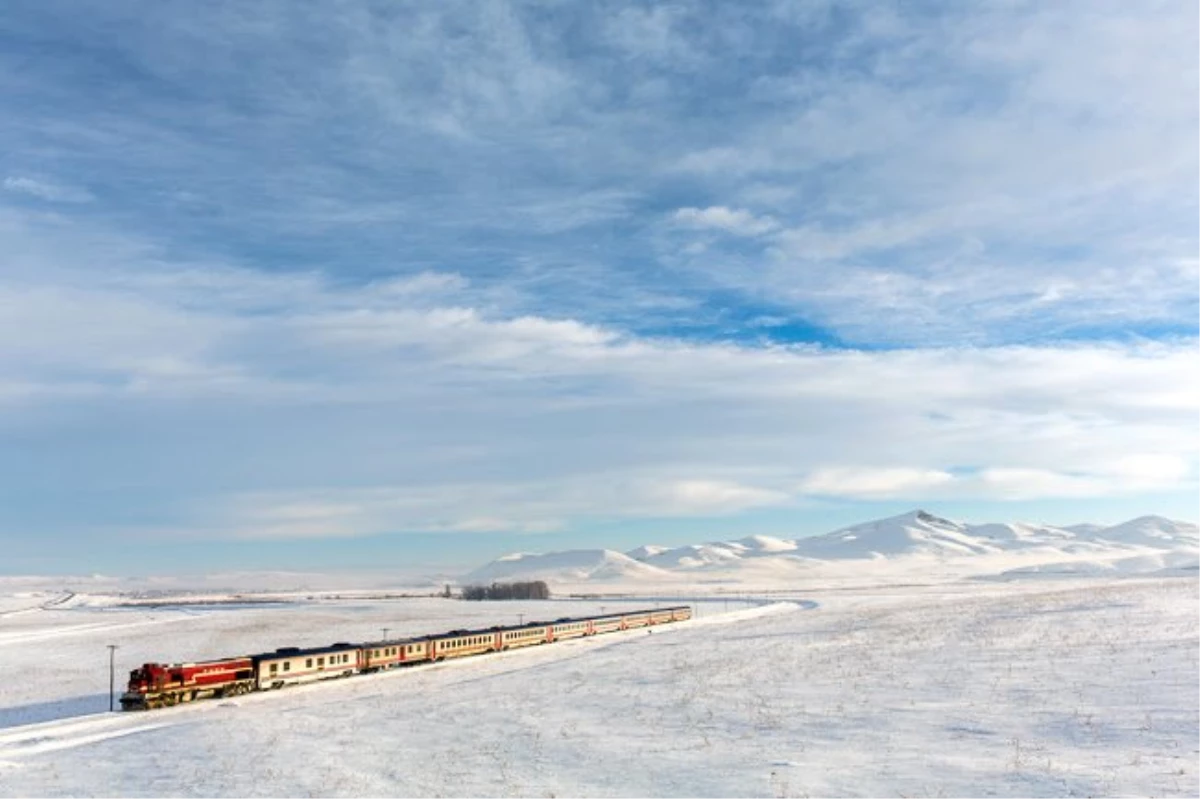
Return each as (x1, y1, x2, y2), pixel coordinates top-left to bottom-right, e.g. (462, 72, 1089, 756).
(0, 570, 1196, 797)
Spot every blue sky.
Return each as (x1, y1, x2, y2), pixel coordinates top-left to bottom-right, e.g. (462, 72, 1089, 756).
(1, 0, 1196, 575)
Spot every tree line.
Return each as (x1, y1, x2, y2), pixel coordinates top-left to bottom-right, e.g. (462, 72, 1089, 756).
(460, 581, 551, 601)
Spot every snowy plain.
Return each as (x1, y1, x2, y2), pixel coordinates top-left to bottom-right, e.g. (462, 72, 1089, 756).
(0, 579, 1194, 797)
(0, 511, 1197, 797)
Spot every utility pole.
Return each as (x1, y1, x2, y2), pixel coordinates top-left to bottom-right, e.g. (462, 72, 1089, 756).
(382, 628, 390, 641)
(107, 644, 119, 712)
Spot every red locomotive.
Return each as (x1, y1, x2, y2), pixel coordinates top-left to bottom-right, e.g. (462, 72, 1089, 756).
(122, 656, 256, 709)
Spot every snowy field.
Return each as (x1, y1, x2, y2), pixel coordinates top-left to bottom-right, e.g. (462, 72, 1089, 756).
(0, 573, 1196, 797)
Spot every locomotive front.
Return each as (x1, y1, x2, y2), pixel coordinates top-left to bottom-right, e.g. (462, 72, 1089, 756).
(120, 658, 256, 710)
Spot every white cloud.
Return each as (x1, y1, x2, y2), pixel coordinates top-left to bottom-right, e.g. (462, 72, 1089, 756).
(975, 468, 1103, 501)
(3, 176, 93, 203)
(672, 206, 778, 236)
(661, 2, 1198, 344)
(797, 467, 957, 499)
(212, 472, 792, 540)
(650, 479, 790, 515)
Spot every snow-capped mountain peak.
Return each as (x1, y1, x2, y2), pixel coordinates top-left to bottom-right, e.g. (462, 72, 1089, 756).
(1089, 516, 1198, 547)
(791, 509, 997, 558)
(464, 549, 672, 584)
(734, 534, 797, 553)
(460, 511, 1198, 587)
(625, 545, 669, 561)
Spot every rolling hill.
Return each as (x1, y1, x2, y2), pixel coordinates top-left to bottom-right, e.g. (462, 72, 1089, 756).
(461, 510, 1199, 586)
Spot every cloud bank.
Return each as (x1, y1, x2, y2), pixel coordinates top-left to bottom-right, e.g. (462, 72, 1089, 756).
(0, 1, 1194, 560)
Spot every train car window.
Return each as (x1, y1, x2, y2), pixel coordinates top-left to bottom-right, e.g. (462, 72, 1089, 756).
(269, 663, 277, 674)
(306, 658, 313, 668)
(283, 662, 290, 671)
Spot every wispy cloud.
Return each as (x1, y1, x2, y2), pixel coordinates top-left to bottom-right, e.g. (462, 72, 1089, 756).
(3, 176, 93, 203)
(0, 208, 1194, 540)
(672, 206, 778, 236)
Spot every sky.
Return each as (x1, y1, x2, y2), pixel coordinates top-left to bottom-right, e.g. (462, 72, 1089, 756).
(1, 0, 1197, 576)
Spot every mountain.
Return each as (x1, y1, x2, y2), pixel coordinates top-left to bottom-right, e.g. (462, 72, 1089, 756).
(636, 543, 747, 570)
(625, 545, 668, 560)
(462, 549, 673, 584)
(1087, 515, 1198, 548)
(460, 510, 1199, 586)
(791, 510, 1002, 558)
(734, 534, 798, 553)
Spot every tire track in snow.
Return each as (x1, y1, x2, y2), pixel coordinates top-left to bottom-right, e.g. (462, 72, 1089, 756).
(0, 713, 176, 765)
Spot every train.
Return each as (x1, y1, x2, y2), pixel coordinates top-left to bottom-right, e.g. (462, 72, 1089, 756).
(120, 605, 693, 710)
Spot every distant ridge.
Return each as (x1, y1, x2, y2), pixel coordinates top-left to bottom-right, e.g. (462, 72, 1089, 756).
(463, 549, 673, 584)
(462, 510, 1199, 584)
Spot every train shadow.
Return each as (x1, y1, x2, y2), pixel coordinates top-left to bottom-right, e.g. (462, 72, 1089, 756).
(0, 693, 110, 729)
